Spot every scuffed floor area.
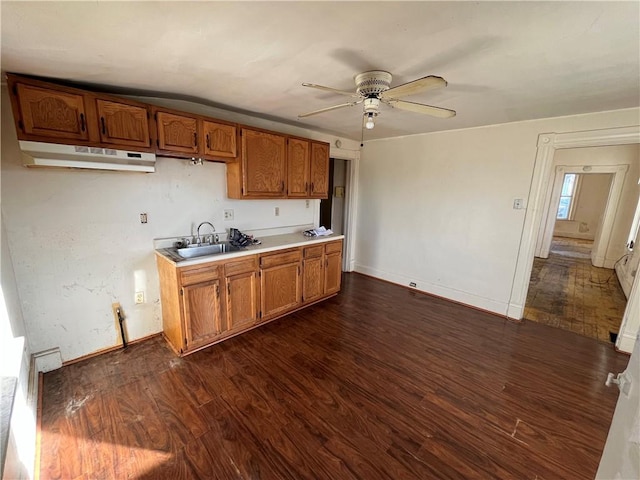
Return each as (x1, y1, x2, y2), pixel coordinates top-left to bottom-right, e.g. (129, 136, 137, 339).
(524, 237, 627, 342)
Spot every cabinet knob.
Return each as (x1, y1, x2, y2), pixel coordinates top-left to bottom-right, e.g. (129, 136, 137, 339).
(281, 181, 285, 192)
(206, 133, 211, 150)
(193, 132, 198, 147)
(100, 117, 107, 135)
(79, 113, 86, 132)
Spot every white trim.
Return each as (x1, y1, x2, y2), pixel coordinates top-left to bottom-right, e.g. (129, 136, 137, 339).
(355, 264, 509, 315)
(328, 146, 360, 273)
(538, 165, 628, 267)
(33, 347, 62, 372)
(508, 125, 640, 352)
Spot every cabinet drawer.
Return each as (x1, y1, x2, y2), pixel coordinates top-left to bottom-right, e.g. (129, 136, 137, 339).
(225, 256, 257, 276)
(179, 264, 220, 286)
(303, 245, 324, 258)
(260, 249, 301, 268)
(325, 240, 343, 254)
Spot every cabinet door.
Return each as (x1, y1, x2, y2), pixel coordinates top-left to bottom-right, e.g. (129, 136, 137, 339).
(287, 138, 310, 197)
(226, 271, 258, 331)
(156, 111, 199, 155)
(310, 142, 330, 198)
(182, 280, 222, 349)
(302, 257, 324, 303)
(96, 98, 150, 149)
(16, 83, 90, 141)
(260, 263, 301, 319)
(324, 252, 342, 295)
(203, 120, 237, 159)
(242, 129, 287, 197)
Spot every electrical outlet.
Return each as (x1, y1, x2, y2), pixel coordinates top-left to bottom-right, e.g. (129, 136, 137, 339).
(275, 207, 280, 216)
(223, 209, 234, 221)
(135, 291, 144, 304)
(409, 282, 417, 288)
(140, 213, 148, 223)
(513, 199, 525, 210)
(305, 200, 310, 208)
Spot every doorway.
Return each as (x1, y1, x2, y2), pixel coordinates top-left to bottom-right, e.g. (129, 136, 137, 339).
(319, 158, 351, 269)
(509, 128, 640, 353)
(525, 169, 633, 342)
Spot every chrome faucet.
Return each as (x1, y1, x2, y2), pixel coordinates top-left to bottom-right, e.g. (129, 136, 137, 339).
(197, 221, 216, 245)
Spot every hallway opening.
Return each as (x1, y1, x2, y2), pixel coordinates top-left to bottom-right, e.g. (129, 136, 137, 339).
(524, 236, 627, 342)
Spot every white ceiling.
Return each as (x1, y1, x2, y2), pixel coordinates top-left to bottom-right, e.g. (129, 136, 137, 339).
(1, 1, 639, 140)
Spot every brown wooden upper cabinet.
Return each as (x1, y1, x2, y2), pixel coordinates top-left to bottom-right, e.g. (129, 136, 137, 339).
(287, 138, 310, 198)
(227, 130, 330, 200)
(155, 110, 199, 156)
(154, 108, 237, 161)
(12, 82, 91, 142)
(203, 120, 237, 159)
(310, 142, 330, 198)
(7, 74, 154, 152)
(241, 128, 287, 197)
(95, 97, 151, 149)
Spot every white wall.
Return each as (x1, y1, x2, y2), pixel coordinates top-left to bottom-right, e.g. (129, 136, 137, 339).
(0, 87, 360, 362)
(553, 145, 640, 264)
(355, 108, 640, 316)
(554, 173, 611, 240)
(596, 336, 640, 480)
(1, 213, 35, 479)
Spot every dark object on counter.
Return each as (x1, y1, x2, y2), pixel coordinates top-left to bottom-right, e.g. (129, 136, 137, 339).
(228, 228, 255, 247)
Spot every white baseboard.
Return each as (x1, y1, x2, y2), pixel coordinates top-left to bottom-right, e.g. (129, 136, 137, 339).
(353, 264, 509, 316)
(615, 332, 637, 354)
(33, 348, 62, 373)
(507, 303, 524, 320)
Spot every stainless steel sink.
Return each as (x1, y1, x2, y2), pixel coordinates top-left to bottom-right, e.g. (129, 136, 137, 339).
(177, 242, 241, 259)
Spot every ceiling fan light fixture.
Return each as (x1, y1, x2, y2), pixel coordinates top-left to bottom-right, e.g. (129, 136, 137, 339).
(365, 112, 376, 130)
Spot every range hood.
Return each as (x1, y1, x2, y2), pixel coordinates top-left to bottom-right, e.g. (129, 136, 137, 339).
(19, 141, 156, 173)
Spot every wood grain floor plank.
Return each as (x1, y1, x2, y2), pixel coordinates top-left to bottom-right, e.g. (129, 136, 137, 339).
(39, 273, 628, 479)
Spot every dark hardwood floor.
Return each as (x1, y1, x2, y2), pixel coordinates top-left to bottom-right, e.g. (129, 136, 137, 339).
(40, 273, 629, 479)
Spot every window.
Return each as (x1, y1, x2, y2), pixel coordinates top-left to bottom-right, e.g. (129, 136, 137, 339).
(556, 173, 579, 220)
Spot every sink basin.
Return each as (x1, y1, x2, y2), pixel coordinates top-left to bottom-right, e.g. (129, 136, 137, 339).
(177, 242, 241, 259)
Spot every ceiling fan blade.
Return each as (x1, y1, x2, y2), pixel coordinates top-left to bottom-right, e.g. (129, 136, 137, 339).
(384, 99, 456, 118)
(298, 101, 362, 118)
(381, 75, 447, 99)
(302, 83, 360, 98)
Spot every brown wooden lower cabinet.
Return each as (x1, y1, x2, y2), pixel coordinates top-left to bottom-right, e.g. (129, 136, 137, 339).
(156, 239, 342, 355)
(224, 257, 259, 331)
(182, 279, 222, 349)
(259, 249, 302, 320)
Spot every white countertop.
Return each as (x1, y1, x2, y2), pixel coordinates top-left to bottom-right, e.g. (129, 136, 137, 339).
(156, 232, 344, 267)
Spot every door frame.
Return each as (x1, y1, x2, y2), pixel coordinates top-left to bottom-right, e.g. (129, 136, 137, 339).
(537, 165, 628, 267)
(328, 145, 360, 272)
(507, 125, 640, 352)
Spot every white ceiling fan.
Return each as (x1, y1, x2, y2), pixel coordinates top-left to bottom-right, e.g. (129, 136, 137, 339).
(298, 70, 456, 130)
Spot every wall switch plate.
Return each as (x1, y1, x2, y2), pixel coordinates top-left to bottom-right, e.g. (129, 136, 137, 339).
(223, 209, 234, 221)
(305, 200, 310, 208)
(275, 207, 280, 216)
(135, 292, 144, 304)
(513, 199, 525, 210)
(140, 213, 148, 223)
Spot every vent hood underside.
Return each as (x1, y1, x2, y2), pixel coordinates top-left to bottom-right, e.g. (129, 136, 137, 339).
(19, 141, 156, 173)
